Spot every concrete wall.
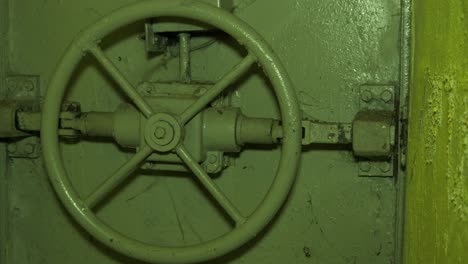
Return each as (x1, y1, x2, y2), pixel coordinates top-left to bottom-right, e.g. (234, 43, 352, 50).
(405, 0, 468, 263)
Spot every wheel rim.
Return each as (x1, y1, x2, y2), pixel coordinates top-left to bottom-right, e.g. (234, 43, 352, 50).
(41, 1, 302, 263)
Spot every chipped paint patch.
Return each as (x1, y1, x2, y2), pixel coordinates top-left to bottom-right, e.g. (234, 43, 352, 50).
(421, 71, 467, 220)
(450, 97, 468, 219)
(445, 75, 467, 221)
(422, 70, 444, 164)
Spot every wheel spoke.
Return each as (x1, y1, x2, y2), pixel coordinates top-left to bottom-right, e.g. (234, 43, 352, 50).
(176, 145, 245, 225)
(89, 44, 154, 118)
(85, 145, 153, 208)
(179, 54, 256, 124)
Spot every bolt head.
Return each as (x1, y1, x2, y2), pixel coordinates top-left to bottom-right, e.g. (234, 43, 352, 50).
(23, 81, 34, 92)
(208, 154, 218, 164)
(361, 90, 373, 102)
(154, 127, 167, 139)
(24, 144, 35, 155)
(379, 162, 391, 173)
(144, 113, 182, 152)
(196, 87, 207, 96)
(359, 161, 371, 172)
(381, 90, 393, 103)
(142, 162, 155, 170)
(143, 83, 155, 93)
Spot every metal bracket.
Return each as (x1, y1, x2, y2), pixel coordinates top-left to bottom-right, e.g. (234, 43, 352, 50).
(3, 75, 41, 159)
(356, 84, 397, 177)
(7, 137, 40, 159)
(202, 151, 225, 174)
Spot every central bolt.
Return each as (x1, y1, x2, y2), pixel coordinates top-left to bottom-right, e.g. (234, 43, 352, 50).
(154, 127, 167, 139)
(145, 113, 181, 152)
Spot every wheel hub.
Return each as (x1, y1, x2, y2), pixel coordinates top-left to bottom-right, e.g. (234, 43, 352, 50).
(144, 113, 182, 152)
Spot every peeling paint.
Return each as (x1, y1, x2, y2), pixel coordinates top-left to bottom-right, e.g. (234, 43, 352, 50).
(405, 0, 468, 263)
(422, 70, 444, 164)
(450, 97, 468, 219)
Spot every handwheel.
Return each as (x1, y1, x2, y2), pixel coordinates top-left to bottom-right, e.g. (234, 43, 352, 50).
(41, 1, 302, 263)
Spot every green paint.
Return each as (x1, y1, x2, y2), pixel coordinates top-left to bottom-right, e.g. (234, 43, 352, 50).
(404, 0, 468, 263)
(1, 0, 402, 263)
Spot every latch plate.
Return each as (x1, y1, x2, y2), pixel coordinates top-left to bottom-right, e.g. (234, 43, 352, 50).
(355, 84, 397, 177)
(5, 75, 41, 111)
(3, 75, 41, 159)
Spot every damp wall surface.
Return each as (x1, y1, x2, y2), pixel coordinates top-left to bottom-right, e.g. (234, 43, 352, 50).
(405, 0, 468, 263)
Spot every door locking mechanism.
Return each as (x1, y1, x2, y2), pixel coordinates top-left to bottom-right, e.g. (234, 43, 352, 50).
(0, 82, 397, 177)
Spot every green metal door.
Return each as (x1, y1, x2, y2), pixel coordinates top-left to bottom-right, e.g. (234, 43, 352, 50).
(0, 0, 407, 263)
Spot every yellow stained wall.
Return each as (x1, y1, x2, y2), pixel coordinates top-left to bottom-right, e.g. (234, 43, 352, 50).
(405, 0, 468, 263)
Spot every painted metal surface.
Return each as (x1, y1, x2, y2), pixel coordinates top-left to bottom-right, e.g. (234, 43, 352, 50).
(1, 0, 402, 263)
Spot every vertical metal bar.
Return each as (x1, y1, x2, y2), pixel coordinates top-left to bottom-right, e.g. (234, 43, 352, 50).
(179, 33, 191, 83)
(0, 0, 10, 262)
(395, 0, 412, 262)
